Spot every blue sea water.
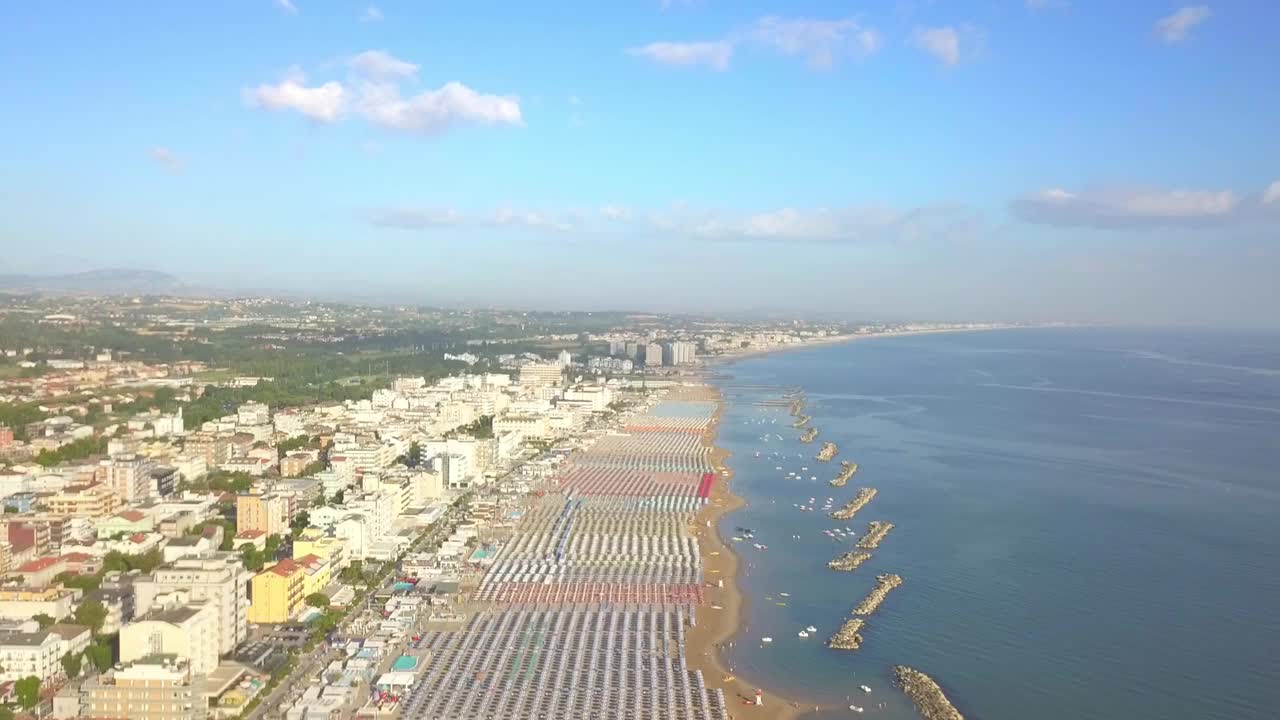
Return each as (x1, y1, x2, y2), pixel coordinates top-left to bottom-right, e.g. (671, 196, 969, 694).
(712, 328, 1280, 720)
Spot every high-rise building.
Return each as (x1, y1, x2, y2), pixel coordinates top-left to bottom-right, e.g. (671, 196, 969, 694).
(518, 363, 563, 387)
(82, 659, 205, 720)
(643, 343, 663, 367)
(663, 341, 697, 366)
(624, 342, 641, 360)
(120, 604, 219, 676)
(608, 341, 626, 357)
(134, 554, 249, 655)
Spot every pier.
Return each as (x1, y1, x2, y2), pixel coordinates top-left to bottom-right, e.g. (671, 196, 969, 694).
(816, 442, 838, 461)
(856, 521, 894, 549)
(893, 666, 965, 720)
(828, 461, 858, 487)
(853, 573, 903, 615)
(827, 551, 872, 572)
(826, 617, 866, 650)
(830, 488, 877, 519)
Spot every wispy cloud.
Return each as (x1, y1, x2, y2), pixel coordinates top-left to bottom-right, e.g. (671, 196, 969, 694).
(363, 202, 981, 244)
(274, 0, 298, 15)
(750, 16, 882, 69)
(1010, 185, 1264, 228)
(631, 16, 882, 71)
(148, 147, 185, 174)
(245, 53, 522, 137)
(628, 41, 733, 71)
(361, 5, 383, 22)
(348, 50, 419, 80)
(911, 26, 971, 67)
(1155, 6, 1211, 44)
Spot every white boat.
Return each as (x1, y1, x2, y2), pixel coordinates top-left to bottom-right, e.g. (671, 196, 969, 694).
(761, 637, 773, 643)
(805, 625, 817, 633)
(779, 592, 790, 597)
(860, 685, 872, 693)
(849, 705, 864, 713)
(797, 631, 809, 638)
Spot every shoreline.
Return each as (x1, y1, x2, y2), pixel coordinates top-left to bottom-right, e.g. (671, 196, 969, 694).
(683, 387, 820, 719)
(704, 323, 1066, 367)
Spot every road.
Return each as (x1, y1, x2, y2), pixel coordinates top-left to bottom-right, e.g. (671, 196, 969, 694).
(244, 503, 465, 720)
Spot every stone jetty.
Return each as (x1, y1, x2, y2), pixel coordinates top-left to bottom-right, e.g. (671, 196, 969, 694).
(853, 573, 903, 615)
(792, 415, 811, 428)
(800, 427, 819, 443)
(893, 666, 965, 720)
(816, 442, 838, 461)
(828, 461, 858, 487)
(856, 521, 894, 549)
(830, 487, 877, 519)
(826, 617, 866, 650)
(789, 398, 805, 416)
(827, 551, 872, 572)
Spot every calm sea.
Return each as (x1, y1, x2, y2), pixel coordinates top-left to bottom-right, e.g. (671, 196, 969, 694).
(712, 328, 1280, 720)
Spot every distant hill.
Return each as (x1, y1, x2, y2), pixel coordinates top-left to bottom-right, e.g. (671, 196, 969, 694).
(0, 268, 189, 295)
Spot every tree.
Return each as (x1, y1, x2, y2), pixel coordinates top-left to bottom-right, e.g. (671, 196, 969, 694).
(406, 441, 423, 468)
(15, 676, 40, 710)
(0, 705, 15, 720)
(305, 592, 330, 609)
(61, 651, 82, 678)
(332, 489, 344, 506)
(239, 544, 265, 572)
(291, 510, 310, 533)
(85, 641, 114, 672)
(74, 600, 109, 636)
(33, 613, 55, 629)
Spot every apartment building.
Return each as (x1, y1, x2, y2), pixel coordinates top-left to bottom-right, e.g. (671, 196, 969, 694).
(134, 554, 249, 654)
(247, 559, 306, 624)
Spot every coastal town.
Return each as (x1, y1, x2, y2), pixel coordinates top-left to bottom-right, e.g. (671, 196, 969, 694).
(0, 293, 1002, 719)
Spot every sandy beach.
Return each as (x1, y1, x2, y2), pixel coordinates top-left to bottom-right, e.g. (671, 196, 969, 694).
(683, 387, 823, 720)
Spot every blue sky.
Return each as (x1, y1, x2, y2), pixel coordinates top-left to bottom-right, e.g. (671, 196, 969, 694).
(2, 1, 1278, 324)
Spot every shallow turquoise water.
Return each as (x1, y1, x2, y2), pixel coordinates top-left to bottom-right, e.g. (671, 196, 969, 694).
(712, 328, 1280, 720)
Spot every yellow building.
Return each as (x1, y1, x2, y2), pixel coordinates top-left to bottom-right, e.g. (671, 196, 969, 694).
(295, 554, 332, 597)
(236, 493, 290, 536)
(293, 528, 347, 570)
(43, 482, 121, 519)
(247, 559, 306, 624)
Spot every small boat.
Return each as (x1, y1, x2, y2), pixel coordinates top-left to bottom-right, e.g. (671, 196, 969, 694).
(849, 705, 864, 713)
(779, 592, 790, 597)
(761, 637, 773, 643)
(797, 631, 809, 638)
(805, 625, 817, 633)
(860, 685, 872, 693)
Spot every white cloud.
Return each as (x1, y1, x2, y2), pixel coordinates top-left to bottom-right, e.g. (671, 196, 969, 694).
(361, 5, 383, 22)
(244, 73, 346, 122)
(1155, 6, 1211, 44)
(628, 41, 733, 70)
(274, 0, 298, 15)
(598, 205, 633, 221)
(247, 55, 522, 137)
(148, 147, 184, 174)
(750, 16, 882, 68)
(1012, 186, 1240, 227)
(357, 81, 522, 135)
(349, 50, 419, 80)
(1261, 181, 1280, 205)
(911, 26, 963, 67)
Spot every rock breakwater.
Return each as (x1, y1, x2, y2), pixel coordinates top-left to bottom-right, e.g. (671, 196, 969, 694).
(827, 617, 865, 650)
(816, 442, 838, 461)
(827, 551, 872, 572)
(893, 666, 964, 720)
(853, 573, 903, 615)
(829, 461, 858, 487)
(856, 521, 894, 549)
(830, 487, 877, 519)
